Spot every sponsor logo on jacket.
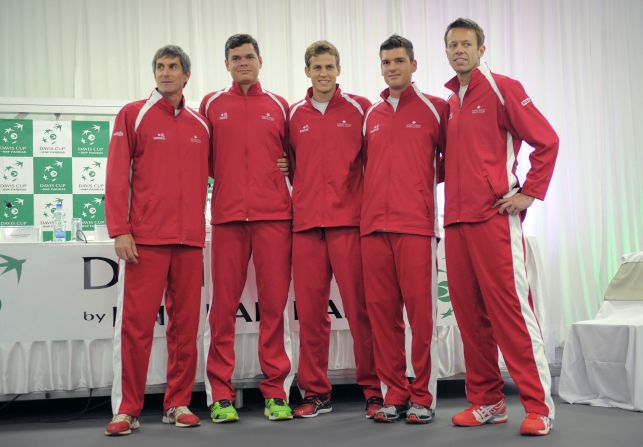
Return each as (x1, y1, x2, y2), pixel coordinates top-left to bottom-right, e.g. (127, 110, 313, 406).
(112, 131, 124, 137)
(336, 119, 352, 128)
(219, 112, 229, 120)
(406, 120, 422, 129)
(261, 113, 275, 122)
(153, 132, 166, 141)
(190, 135, 202, 144)
(299, 124, 310, 133)
(521, 97, 532, 107)
(472, 105, 486, 114)
(369, 124, 380, 134)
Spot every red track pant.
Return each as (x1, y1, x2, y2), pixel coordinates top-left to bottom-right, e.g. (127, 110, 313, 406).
(445, 213, 554, 418)
(293, 227, 381, 400)
(111, 244, 203, 416)
(205, 221, 293, 404)
(361, 232, 438, 409)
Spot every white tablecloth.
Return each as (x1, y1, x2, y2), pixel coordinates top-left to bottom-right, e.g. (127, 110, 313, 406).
(0, 237, 546, 397)
(559, 252, 643, 411)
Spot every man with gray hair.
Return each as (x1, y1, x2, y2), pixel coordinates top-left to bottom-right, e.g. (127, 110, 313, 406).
(104, 44, 210, 436)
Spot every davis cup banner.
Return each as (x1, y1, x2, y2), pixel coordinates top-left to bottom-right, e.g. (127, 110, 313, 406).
(0, 119, 109, 240)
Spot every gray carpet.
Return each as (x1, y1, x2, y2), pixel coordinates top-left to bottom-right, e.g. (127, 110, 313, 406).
(1, 381, 641, 447)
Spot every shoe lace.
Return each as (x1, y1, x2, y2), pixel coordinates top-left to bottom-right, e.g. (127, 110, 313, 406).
(217, 400, 233, 408)
(112, 414, 133, 423)
(366, 396, 384, 407)
(471, 401, 503, 420)
(302, 395, 323, 405)
(172, 406, 194, 417)
(272, 398, 287, 406)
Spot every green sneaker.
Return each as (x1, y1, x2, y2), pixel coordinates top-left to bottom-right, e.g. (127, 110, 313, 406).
(210, 400, 239, 423)
(264, 398, 293, 421)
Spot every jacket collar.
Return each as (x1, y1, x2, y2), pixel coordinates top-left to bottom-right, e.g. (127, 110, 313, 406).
(379, 82, 417, 102)
(445, 66, 486, 94)
(380, 82, 415, 102)
(150, 89, 186, 114)
(230, 80, 263, 96)
(305, 84, 343, 106)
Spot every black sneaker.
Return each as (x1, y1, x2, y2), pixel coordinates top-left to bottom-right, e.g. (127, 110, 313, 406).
(293, 395, 332, 418)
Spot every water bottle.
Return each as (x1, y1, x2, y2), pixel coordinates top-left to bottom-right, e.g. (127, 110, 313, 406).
(53, 203, 66, 242)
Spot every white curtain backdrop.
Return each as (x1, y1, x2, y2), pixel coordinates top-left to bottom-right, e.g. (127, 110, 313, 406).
(1, 0, 642, 348)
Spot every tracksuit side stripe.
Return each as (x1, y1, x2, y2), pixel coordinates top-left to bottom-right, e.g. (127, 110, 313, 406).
(508, 215, 555, 418)
(111, 259, 127, 415)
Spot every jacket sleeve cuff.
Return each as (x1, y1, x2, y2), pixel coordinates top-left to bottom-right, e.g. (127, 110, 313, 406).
(520, 185, 545, 201)
(107, 225, 132, 239)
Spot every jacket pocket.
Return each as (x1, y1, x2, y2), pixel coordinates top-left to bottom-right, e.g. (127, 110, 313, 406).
(484, 174, 504, 201)
(135, 198, 153, 224)
(417, 183, 433, 215)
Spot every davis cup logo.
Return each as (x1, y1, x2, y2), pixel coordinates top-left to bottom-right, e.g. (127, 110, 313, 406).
(80, 197, 104, 221)
(81, 161, 101, 182)
(41, 123, 63, 144)
(42, 198, 64, 218)
(3, 160, 24, 182)
(2, 122, 24, 145)
(80, 124, 102, 145)
(42, 160, 64, 183)
(3, 197, 25, 221)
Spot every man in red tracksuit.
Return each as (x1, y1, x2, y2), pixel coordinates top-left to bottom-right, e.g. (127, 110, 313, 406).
(200, 34, 294, 423)
(288, 40, 383, 419)
(361, 35, 448, 424)
(442, 18, 559, 436)
(104, 45, 209, 436)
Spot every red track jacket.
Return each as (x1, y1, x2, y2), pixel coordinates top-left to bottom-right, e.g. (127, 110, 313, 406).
(200, 82, 291, 224)
(289, 86, 371, 232)
(443, 66, 559, 226)
(105, 90, 210, 247)
(361, 84, 448, 237)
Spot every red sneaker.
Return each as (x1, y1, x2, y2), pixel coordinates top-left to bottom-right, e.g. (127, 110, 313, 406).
(365, 396, 384, 419)
(104, 414, 140, 436)
(162, 406, 200, 427)
(293, 395, 332, 418)
(520, 413, 553, 436)
(452, 400, 508, 426)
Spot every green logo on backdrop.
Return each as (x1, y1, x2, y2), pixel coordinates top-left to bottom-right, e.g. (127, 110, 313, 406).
(40, 123, 63, 145)
(81, 161, 102, 182)
(41, 197, 64, 219)
(34, 158, 72, 193)
(0, 195, 34, 226)
(3, 160, 25, 182)
(39, 197, 68, 242)
(0, 120, 33, 156)
(73, 194, 105, 229)
(72, 121, 109, 157)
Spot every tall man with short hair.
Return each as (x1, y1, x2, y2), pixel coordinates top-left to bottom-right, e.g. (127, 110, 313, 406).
(443, 18, 559, 436)
(288, 40, 383, 419)
(104, 44, 209, 436)
(361, 35, 447, 424)
(200, 34, 294, 423)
